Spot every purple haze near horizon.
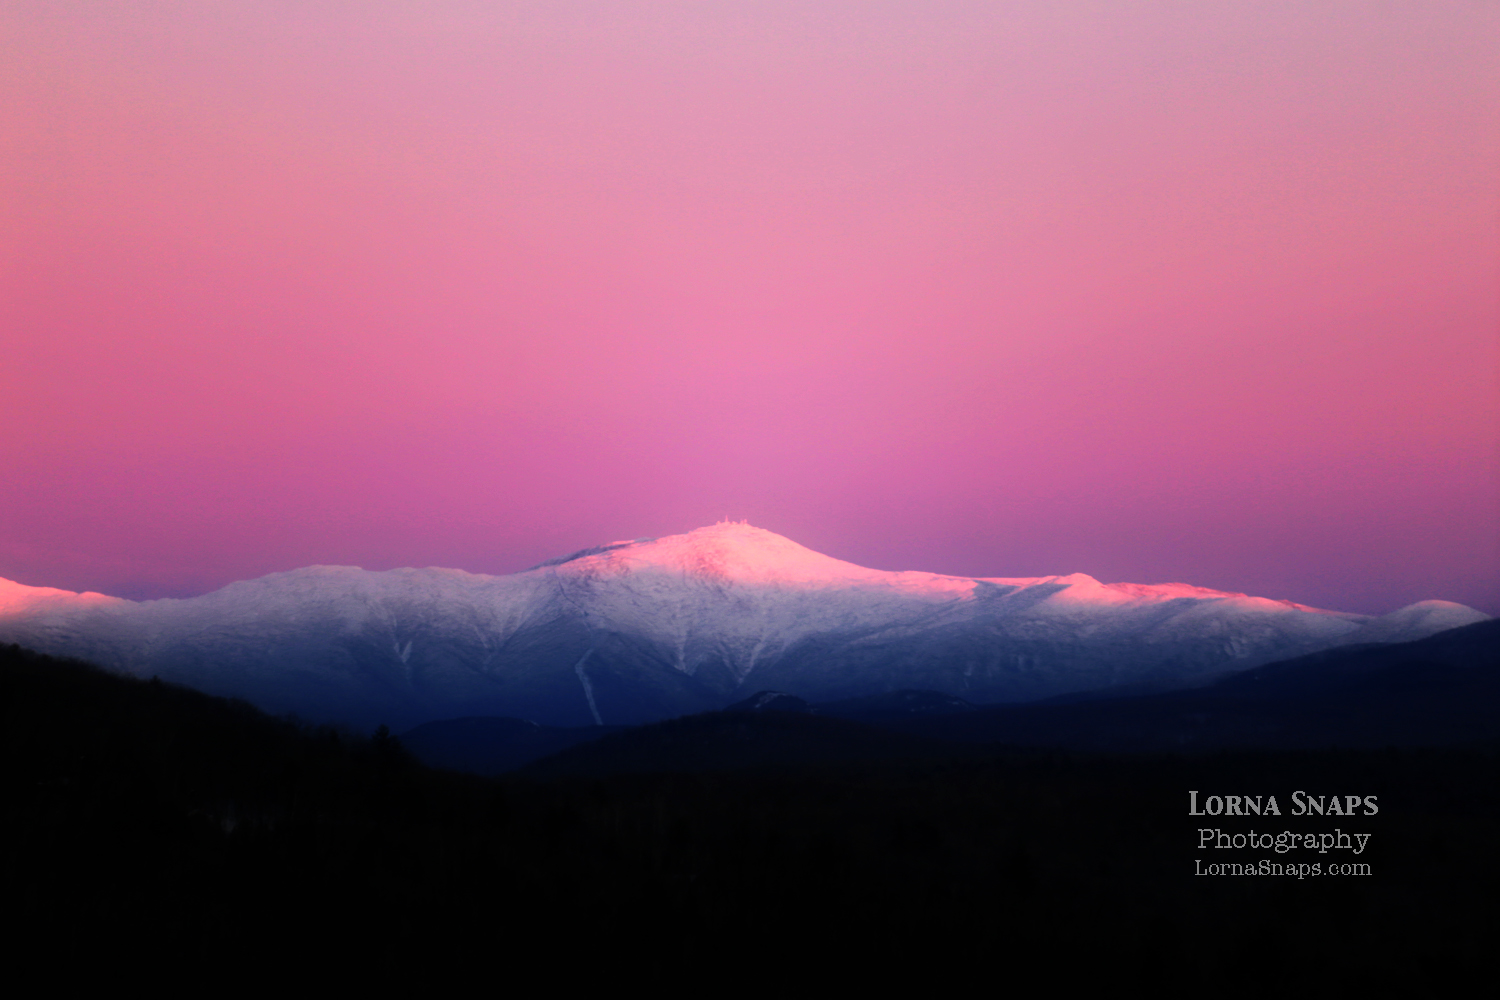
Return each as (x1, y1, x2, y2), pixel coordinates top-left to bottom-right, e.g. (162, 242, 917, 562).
(3, 2, 1498, 615)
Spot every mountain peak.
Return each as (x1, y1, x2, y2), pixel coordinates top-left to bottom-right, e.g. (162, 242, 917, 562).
(532, 522, 978, 597)
(545, 522, 861, 583)
(1344, 600, 1492, 643)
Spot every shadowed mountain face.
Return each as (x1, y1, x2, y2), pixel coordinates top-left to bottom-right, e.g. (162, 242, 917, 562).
(405, 619, 1500, 776)
(0, 523, 1488, 730)
(874, 618, 1500, 753)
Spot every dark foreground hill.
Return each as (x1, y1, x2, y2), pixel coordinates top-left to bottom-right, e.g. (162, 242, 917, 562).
(399, 715, 630, 774)
(519, 708, 961, 779)
(5, 642, 1498, 987)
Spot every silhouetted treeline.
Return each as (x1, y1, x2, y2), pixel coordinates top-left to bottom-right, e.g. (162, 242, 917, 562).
(4, 643, 1497, 988)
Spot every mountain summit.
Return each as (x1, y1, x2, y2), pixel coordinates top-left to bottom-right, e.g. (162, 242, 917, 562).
(538, 521, 981, 597)
(0, 524, 1488, 729)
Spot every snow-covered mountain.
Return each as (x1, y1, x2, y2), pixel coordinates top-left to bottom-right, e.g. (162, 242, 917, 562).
(0, 523, 1489, 729)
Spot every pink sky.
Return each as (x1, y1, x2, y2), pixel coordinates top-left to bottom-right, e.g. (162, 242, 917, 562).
(3, 2, 1497, 614)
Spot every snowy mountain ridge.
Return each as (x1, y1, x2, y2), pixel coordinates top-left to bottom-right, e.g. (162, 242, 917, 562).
(0, 523, 1488, 729)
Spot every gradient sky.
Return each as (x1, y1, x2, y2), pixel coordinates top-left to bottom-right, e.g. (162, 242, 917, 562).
(3, 1, 1497, 614)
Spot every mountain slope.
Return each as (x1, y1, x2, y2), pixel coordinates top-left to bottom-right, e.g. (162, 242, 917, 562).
(875, 618, 1500, 751)
(0, 523, 1487, 729)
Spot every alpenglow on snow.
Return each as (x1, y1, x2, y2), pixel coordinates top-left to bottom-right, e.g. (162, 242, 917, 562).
(0, 523, 1488, 729)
